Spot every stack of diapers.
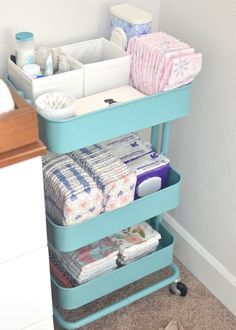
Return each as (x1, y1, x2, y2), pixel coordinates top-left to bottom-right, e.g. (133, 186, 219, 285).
(125, 152, 170, 199)
(69, 145, 137, 212)
(100, 132, 152, 163)
(42, 153, 103, 226)
(110, 222, 161, 265)
(100, 132, 170, 199)
(49, 237, 118, 285)
(49, 251, 77, 288)
(128, 31, 202, 95)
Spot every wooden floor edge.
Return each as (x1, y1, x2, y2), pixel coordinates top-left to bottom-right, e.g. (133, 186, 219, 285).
(0, 141, 47, 168)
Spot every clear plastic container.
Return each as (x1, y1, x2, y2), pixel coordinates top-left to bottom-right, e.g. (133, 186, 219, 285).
(15, 32, 35, 68)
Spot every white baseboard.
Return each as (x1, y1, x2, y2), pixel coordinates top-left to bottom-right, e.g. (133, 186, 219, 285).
(163, 213, 236, 316)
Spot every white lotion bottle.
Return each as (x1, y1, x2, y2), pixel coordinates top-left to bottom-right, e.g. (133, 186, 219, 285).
(15, 32, 35, 68)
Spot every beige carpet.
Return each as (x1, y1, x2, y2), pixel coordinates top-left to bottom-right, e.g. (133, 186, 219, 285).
(54, 258, 236, 330)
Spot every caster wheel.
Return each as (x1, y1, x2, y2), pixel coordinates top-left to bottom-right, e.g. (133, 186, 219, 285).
(169, 281, 188, 297)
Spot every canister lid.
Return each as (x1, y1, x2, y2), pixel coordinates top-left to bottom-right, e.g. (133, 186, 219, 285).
(110, 27, 127, 49)
(110, 4, 152, 24)
(15, 32, 34, 41)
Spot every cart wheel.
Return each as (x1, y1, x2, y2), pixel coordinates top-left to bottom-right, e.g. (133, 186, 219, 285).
(169, 281, 188, 297)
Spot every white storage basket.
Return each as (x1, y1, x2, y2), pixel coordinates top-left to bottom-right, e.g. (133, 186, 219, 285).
(8, 57, 83, 102)
(60, 38, 131, 96)
(8, 38, 130, 101)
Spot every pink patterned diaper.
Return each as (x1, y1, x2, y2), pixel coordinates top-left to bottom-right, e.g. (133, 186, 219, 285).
(128, 32, 202, 95)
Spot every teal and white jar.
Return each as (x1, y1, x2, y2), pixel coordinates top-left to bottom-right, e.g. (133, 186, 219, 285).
(110, 4, 152, 49)
(15, 32, 35, 68)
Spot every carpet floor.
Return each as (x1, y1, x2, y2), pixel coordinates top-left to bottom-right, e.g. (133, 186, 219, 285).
(54, 258, 236, 329)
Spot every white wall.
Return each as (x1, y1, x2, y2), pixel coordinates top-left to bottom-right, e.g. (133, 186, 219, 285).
(159, 0, 236, 313)
(0, 0, 160, 77)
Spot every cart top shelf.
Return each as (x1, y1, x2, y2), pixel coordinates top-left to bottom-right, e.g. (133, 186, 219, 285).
(38, 84, 191, 153)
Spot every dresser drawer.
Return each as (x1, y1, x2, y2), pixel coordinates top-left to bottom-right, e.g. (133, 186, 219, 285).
(0, 157, 47, 263)
(22, 318, 54, 330)
(0, 247, 52, 330)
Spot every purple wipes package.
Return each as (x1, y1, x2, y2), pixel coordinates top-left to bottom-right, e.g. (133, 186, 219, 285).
(125, 152, 170, 199)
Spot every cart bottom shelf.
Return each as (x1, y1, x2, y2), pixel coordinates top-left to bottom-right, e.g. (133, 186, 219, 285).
(52, 222, 178, 329)
(53, 262, 180, 329)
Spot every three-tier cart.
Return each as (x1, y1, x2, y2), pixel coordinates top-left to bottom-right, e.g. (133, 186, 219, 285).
(38, 83, 191, 329)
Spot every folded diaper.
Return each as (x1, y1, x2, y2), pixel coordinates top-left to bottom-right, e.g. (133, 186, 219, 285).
(69, 146, 137, 212)
(125, 152, 170, 198)
(49, 237, 118, 284)
(117, 246, 157, 265)
(128, 31, 202, 95)
(42, 153, 103, 226)
(110, 222, 161, 265)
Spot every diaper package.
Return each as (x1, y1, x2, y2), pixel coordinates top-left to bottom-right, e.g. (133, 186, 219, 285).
(128, 31, 202, 95)
(42, 153, 103, 226)
(110, 221, 161, 265)
(49, 237, 118, 284)
(100, 132, 152, 163)
(69, 145, 137, 212)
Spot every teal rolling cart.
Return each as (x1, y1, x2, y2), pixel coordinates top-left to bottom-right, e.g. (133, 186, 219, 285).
(8, 77, 191, 329)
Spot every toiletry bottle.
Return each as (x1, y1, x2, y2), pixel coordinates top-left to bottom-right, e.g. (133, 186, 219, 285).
(37, 47, 50, 73)
(50, 47, 60, 72)
(15, 32, 35, 68)
(45, 53, 53, 76)
(58, 54, 70, 73)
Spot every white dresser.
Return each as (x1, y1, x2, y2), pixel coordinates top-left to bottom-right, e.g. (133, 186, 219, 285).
(0, 156, 53, 330)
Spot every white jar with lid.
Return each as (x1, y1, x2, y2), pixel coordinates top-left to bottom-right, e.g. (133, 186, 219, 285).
(15, 32, 35, 68)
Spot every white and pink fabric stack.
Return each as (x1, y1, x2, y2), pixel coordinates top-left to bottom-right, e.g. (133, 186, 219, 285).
(128, 32, 202, 95)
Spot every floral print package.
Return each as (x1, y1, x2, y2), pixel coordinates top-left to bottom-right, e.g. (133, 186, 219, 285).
(110, 222, 161, 264)
(49, 237, 118, 285)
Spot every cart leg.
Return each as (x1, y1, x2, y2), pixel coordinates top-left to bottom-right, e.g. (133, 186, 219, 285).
(151, 124, 161, 152)
(161, 122, 171, 155)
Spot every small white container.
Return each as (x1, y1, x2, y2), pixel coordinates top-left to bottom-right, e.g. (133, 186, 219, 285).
(110, 4, 152, 48)
(15, 32, 35, 68)
(23, 64, 42, 79)
(35, 92, 76, 120)
(60, 38, 131, 96)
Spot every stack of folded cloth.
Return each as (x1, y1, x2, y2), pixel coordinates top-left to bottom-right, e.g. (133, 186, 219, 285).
(42, 153, 103, 226)
(49, 251, 77, 288)
(110, 221, 161, 265)
(69, 145, 137, 212)
(49, 237, 118, 284)
(100, 132, 152, 163)
(128, 31, 202, 95)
